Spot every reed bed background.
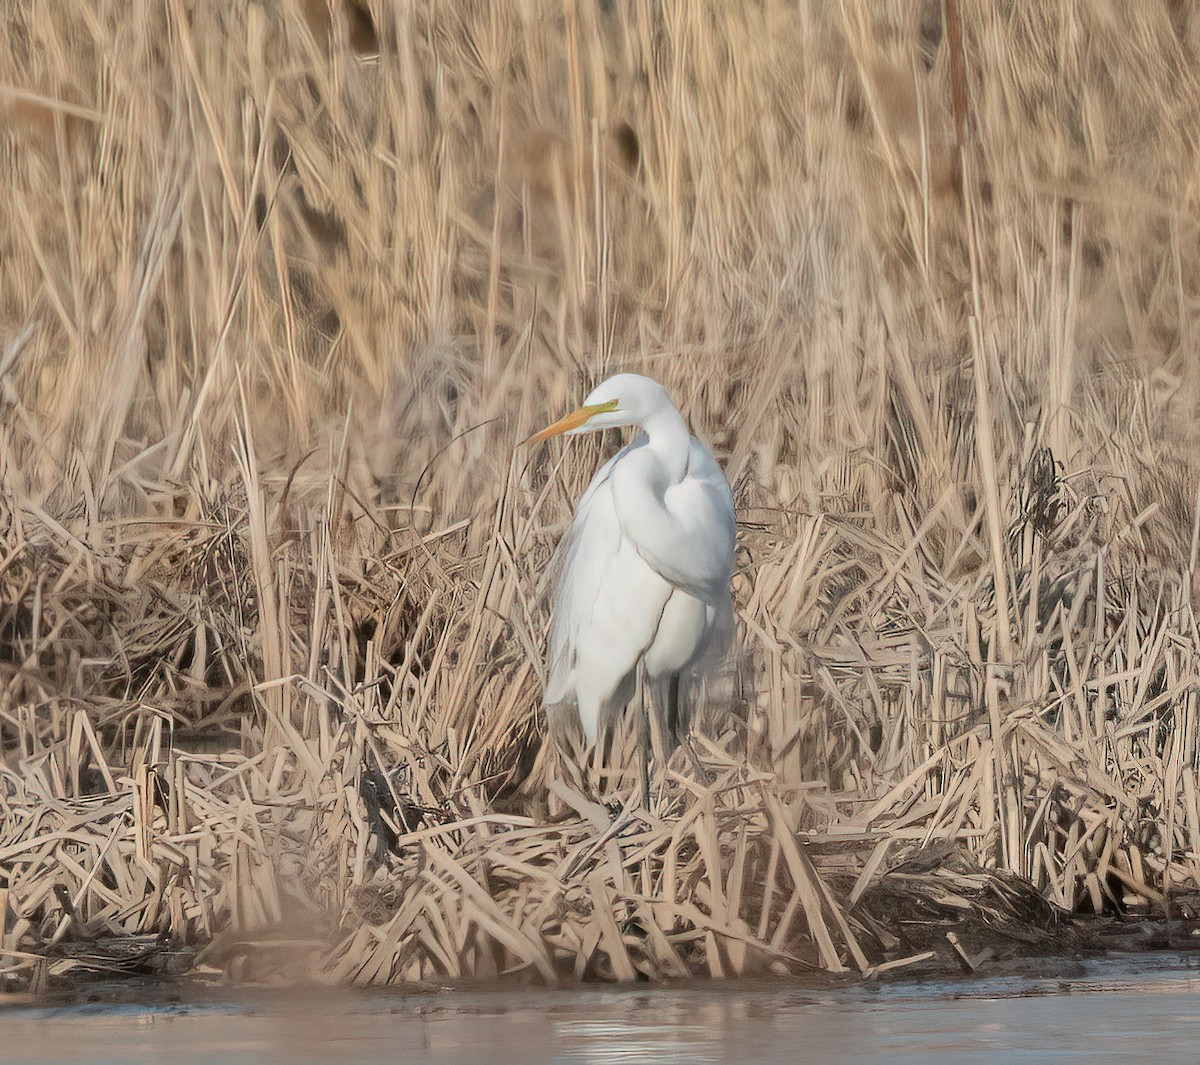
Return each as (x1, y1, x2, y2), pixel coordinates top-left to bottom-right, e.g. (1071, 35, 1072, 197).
(4, 0, 1200, 988)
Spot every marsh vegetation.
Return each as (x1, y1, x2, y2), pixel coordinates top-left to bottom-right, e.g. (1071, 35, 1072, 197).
(3, 0, 1200, 988)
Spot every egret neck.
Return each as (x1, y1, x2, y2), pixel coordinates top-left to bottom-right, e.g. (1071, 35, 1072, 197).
(640, 401, 690, 481)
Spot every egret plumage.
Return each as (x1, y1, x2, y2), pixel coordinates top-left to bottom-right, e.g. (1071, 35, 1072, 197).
(526, 374, 735, 790)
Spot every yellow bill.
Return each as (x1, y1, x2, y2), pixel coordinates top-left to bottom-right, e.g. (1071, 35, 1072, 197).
(523, 399, 618, 445)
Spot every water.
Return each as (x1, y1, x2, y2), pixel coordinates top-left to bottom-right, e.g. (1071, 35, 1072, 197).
(7, 953, 1200, 1065)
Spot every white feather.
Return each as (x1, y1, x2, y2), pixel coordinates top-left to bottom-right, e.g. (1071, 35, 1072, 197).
(538, 375, 735, 750)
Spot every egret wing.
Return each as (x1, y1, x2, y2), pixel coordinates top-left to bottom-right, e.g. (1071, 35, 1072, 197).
(544, 429, 667, 710)
(610, 435, 735, 604)
(670, 436, 736, 583)
(544, 448, 625, 705)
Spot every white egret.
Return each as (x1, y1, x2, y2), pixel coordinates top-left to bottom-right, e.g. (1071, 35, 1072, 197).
(525, 374, 735, 793)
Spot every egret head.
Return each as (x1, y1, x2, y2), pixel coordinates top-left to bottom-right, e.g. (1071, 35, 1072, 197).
(524, 374, 673, 444)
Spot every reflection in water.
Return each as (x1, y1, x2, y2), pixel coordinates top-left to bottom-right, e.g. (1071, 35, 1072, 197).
(557, 996, 733, 1065)
(5, 953, 1200, 1065)
(558, 1021, 720, 1065)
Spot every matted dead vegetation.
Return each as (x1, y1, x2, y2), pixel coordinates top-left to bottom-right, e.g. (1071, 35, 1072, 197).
(4, 0, 1200, 990)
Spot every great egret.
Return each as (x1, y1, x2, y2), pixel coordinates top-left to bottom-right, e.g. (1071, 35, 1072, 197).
(525, 373, 735, 794)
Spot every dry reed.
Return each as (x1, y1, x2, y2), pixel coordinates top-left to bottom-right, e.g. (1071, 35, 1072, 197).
(3, 0, 1200, 989)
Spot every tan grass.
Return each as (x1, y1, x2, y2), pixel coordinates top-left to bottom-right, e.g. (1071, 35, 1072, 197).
(3, 0, 1200, 988)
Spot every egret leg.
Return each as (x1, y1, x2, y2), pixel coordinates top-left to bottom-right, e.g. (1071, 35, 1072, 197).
(666, 674, 681, 749)
(590, 728, 604, 801)
(635, 671, 651, 810)
(682, 734, 710, 783)
(640, 703, 651, 810)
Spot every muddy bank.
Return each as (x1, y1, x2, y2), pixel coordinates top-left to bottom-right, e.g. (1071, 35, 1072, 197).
(9, 848, 1200, 996)
(7, 952, 1200, 1065)
(9, 910, 1200, 1000)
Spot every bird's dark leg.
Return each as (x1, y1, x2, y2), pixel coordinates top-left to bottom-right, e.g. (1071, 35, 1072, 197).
(666, 674, 681, 750)
(682, 733, 710, 783)
(640, 697, 652, 810)
(628, 670, 650, 810)
(666, 675, 711, 783)
(592, 726, 606, 802)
